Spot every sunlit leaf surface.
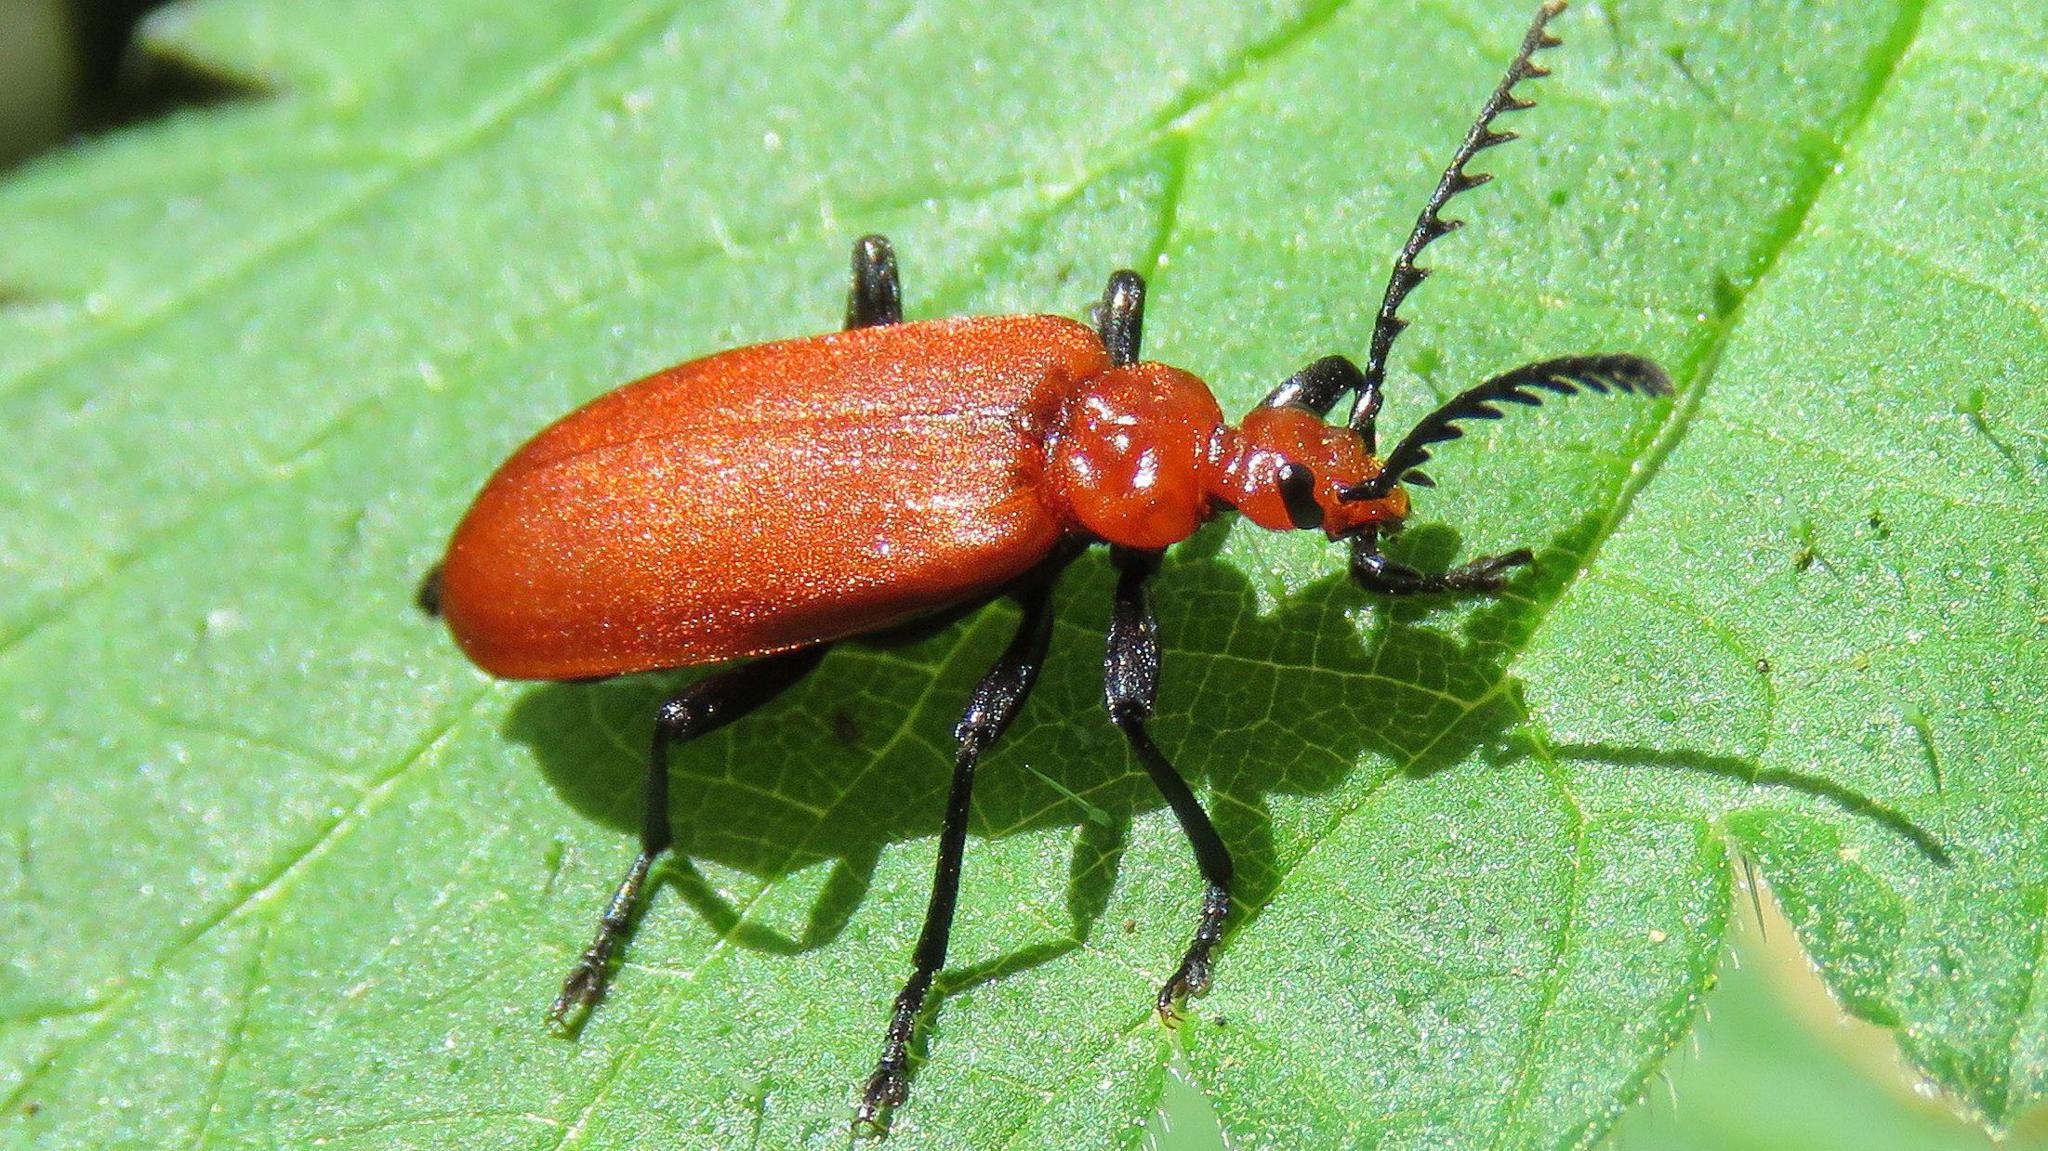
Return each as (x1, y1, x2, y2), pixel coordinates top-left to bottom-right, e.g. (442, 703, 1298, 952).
(1, 1, 2040, 1147)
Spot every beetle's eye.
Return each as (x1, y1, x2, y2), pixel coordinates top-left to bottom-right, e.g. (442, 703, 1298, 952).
(1276, 463, 1325, 531)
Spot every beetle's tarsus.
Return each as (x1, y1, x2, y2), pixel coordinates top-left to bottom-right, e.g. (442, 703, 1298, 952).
(1155, 955, 1213, 1024)
(859, 978, 925, 1134)
(547, 849, 652, 1031)
(1156, 880, 1228, 1020)
(856, 1011, 916, 1135)
(549, 954, 609, 1030)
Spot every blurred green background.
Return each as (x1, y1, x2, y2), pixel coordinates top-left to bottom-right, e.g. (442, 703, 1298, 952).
(0, 0, 73, 168)
(2, 5, 2039, 1148)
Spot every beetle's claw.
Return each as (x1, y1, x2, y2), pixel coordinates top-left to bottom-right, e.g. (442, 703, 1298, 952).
(856, 1062, 911, 1138)
(548, 955, 610, 1032)
(1155, 956, 1213, 1026)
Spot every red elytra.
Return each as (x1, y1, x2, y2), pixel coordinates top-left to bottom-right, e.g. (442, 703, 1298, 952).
(436, 313, 1408, 681)
(420, 1, 1669, 1133)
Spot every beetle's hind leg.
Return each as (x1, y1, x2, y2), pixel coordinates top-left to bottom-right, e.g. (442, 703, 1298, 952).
(1104, 547, 1235, 1019)
(550, 645, 828, 1028)
(857, 574, 1061, 1133)
(845, 234, 902, 328)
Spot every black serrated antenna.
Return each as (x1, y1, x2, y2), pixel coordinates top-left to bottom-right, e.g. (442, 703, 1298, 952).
(1348, 354, 1670, 501)
(1349, 0, 1567, 439)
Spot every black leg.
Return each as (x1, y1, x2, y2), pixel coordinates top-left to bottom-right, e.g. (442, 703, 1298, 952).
(846, 234, 902, 329)
(857, 577, 1061, 1132)
(1104, 547, 1234, 1020)
(1095, 270, 1145, 367)
(1258, 354, 1368, 422)
(1348, 526, 1532, 595)
(550, 645, 828, 1026)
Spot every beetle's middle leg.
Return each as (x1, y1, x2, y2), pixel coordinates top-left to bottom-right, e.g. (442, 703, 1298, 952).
(845, 234, 902, 328)
(857, 575, 1060, 1131)
(550, 644, 828, 1026)
(1105, 546, 1235, 1020)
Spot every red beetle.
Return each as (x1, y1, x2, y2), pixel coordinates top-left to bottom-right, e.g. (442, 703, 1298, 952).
(421, 0, 1665, 1128)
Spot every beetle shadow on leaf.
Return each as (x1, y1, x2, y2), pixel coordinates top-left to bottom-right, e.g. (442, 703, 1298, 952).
(1165, 516, 1589, 919)
(503, 514, 1578, 1021)
(1523, 742, 1952, 868)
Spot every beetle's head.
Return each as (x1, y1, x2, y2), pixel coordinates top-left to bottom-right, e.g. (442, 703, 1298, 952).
(1215, 350, 1669, 561)
(1213, 388, 1409, 539)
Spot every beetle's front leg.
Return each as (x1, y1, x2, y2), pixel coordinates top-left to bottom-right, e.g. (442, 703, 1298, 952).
(1348, 527, 1532, 595)
(1104, 547, 1234, 1019)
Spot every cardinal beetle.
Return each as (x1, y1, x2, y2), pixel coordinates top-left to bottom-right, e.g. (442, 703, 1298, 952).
(420, 0, 1667, 1129)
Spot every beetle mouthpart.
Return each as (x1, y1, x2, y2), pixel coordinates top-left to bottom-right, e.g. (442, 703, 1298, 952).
(1332, 512, 1403, 544)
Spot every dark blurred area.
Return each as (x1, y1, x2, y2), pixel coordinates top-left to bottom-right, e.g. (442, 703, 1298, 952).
(1, 0, 241, 171)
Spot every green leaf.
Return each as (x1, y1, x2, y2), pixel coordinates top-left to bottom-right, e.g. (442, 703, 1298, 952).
(1609, 912, 2033, 1151)
(1, 1, 2040, 1148)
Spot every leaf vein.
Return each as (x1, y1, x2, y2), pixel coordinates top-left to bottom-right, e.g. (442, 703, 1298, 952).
(1535, 0, 1935, 610)
(1486, 763, 1590, 1147)
(0, 687, 488, 1115)
(185, 920, 269, 1151)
